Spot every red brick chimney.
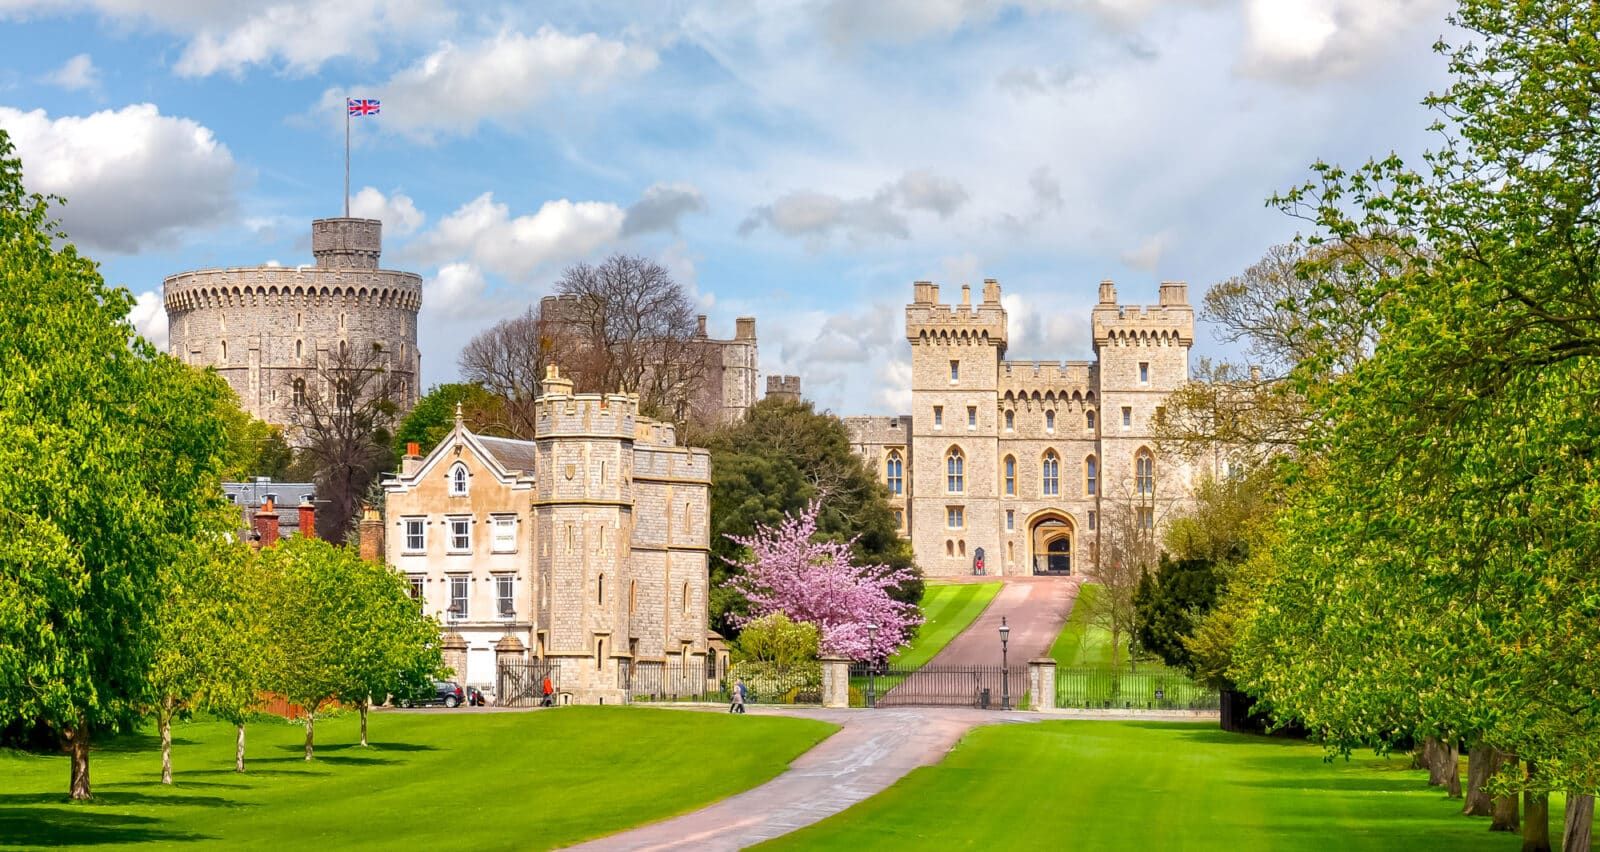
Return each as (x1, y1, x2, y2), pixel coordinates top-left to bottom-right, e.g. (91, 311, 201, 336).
(358, 503, 384, 563)
(297, 497, 316, 540)
(253, 497, 280, 549)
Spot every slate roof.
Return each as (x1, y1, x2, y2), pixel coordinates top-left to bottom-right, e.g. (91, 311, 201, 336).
(476, 435, 538, 475)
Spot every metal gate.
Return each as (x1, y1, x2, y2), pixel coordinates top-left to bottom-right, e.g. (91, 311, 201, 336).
(849, 663, 1028, 709)
(497, 662, 559, 708)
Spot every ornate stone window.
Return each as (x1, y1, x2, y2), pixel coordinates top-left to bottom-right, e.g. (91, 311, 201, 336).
(1003, 455, 1016, 496)
(1135, 449, 1154, 497)
(1042, 451, 1060, 497)
(1085, 455, 1098, 497)
(946, 447, 965, 493)
(292, 378, 306, 407)
(886, 451, 903, 495)
(449, 462, 469, 496)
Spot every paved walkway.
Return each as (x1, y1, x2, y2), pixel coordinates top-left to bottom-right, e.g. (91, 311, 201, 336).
(567, 705, 1036, 851)
(926, 575, 1080, 665)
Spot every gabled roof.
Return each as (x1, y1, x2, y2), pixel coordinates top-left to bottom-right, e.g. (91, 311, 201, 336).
(476, 435, 538, 475)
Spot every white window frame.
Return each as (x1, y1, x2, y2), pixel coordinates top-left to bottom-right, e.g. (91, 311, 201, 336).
(967, 406, 977, 430)
(403, 517, 426, 554)
(448, 516, 472, 553)
(946, 506, 965, 530)
(407, 574, 424, 601)
(449, 462, 469, 496)
(1005, 509, 1015, 531)
(949, 359, 960, 383)
(495, 574, 515, 620)
(448, 575, 468, 621)
(1046, 410, 1055, 433)
(491, 515, 517, 553)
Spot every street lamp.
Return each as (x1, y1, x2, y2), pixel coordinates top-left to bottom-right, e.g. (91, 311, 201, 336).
(999, 616, 1011, 711)
(866, 623, 880, 709)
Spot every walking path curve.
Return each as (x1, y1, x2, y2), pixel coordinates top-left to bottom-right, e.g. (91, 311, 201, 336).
(922, 575, 1080, 665)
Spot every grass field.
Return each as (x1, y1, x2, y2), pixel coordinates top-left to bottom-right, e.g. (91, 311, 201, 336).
(1050, 582, 1153, 669)
(891, 581, 1002, 668)
(761, 721, 1552, 850)
(0, 707, 835, 851)
(1049, 583, 1217, 709)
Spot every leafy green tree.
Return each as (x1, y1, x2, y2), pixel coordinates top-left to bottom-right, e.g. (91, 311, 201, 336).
(391, 382, 507, 467)
(0, 131, 234, 800)
(700, 398, 918, 634)
(195, 546, 270, 774)
(148, 534, 256, 783)
(333, 554, 443, 748)
(215, 394, 293, 481)
(1132, 556, 1220, 674)
(734, 613, 820, 667)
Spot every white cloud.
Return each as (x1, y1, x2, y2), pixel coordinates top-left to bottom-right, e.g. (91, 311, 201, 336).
(424, 262, 487, 318)
(622, 183, 707, 236)
(1120, 231, 1171, 272)
(174, 0, 454, 77)
(0, 103, 236, 253)
(350, 186, 424, 237)
(738, 170, 969, 245)
(336, 27, 658, 140)
(1241, 0, 1447, 80)
(44, 54, 99, 91)
(128, 289, 169, 351)
(413, 192, 625, 281)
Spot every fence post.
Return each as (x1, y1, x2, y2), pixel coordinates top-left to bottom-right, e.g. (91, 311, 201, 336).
(820, 657, 850, 708)
(1030, 658, 1057, 712)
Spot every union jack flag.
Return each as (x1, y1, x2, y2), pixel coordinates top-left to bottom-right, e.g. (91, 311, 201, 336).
(347, 98, 380, 116)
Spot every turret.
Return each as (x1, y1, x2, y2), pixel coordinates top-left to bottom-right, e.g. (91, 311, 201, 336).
(312, 217, 382, 269)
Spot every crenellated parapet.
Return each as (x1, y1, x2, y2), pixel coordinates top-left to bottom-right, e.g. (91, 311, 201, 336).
(162, 267, 423, 313)
(906, 279, 1008, 349)
(1090, 280, 1194, 348)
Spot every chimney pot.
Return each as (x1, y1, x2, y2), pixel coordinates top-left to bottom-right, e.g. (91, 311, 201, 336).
(406, 441, 420, 457)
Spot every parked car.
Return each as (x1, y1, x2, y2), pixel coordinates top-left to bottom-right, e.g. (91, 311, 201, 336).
(398, 680, 465, 708)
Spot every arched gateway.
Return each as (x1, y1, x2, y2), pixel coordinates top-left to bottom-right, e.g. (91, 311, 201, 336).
(1027, 510, 1075, 576)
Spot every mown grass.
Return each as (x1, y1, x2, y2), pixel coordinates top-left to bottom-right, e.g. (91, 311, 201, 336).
(761, 721, 1551, 850)
(0, 706, 835, 851)
(891, 581, 1002, 668)
(1049, 583, 1216, 710)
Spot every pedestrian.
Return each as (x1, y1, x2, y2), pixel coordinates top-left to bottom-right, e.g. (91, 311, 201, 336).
(541, 674, 554, 708)
(730, 678, 747, 714)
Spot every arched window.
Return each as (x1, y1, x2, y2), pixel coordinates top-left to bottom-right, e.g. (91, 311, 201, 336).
(958, 540, 966, 556)
(1045, 410, 1056, 432)
(1042, 451, 1060, 496)
(946, 540, 954, 556)
(292, 378, 306, 407)
(1086, 409, 1096, 431)
(595, 638, 604, 669)
(597, 574, 605, 605)
(1004, 410, 1014, 432)
(295, 339, 303, 359)
(1003, 455, 1016, 496)
(1085, 455, 1098, 497)
(1136, 449, 1154, 497)
(629, 580, 638, 615)
(682, 581, 691, 615)
(449, 462, 469, 496)
(886, 451, 903, 495)
(339, 339, 347, 358)
(946, 447, 965, 493)
(334, 378, 352, 409)
(219, 340, 227, 362)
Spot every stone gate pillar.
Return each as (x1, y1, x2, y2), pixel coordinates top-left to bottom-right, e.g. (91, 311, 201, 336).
(494, 636, 526, 702)
(441, 633, 468, 684)
(820, 657, 850, 708)
(1029, 658, 1057, 712)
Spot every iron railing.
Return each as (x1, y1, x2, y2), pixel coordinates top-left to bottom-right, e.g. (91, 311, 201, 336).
(1053, 665, 1219, 711)
(618, 658, 725, 702)
(497, 662, 560, 708)
(849, 663, 1027, 709)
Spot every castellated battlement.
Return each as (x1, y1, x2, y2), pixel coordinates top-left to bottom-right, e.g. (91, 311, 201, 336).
(162, 216, 421, 431)
(906, 279, 1008, 347)
(533, 366, 639, 438)
(312, 217, 383, 269)
(1091, 279, 1194, 347)
(999, 360, 1097, 399)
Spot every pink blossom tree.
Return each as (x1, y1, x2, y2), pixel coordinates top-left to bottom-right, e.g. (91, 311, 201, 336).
(724, 502, 922, 661)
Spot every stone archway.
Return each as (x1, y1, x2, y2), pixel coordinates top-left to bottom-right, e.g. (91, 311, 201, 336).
(1027, 510, 1075, 576)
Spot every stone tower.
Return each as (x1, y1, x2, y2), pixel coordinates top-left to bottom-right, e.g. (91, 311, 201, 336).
(906, 280, 1008, 575)
(163, 217, 422, 429)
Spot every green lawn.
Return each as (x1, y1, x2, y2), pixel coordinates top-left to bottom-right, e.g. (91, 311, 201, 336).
(1050, 583, 1217, 710)
(891, 581, 1002, 668)
(0, 707, 835, 851)
(1051, 582, 1145, 669)
(762, 721, 1552, 850)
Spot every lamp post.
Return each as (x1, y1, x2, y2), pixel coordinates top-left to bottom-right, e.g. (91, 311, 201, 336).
(866, 623, 880, 709)
(999, 616, 1011, 711)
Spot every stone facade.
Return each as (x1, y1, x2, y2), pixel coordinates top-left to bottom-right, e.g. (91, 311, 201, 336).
(846, 279, 1216, 578)
(163, 217, 422, 430)
(382, 367, 713, 704)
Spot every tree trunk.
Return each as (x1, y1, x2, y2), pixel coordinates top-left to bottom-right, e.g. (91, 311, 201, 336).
(1464, 742, 1494, 816)
(235, 724, 246, 773)
(360, 700, 369, 747)
(1424, 737, 1445, 786)
(1562, 794, 1592, 852)
(304, 712, 315, 761)
(1493, 749, 1521, 832)
(1441, 739, 1462, 798)
(65, 723, 92, 801)
(1524, 761, 1551, 852)
(159, 700, 174, 785)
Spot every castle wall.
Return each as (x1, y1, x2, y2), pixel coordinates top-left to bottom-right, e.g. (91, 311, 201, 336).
(163, 217, 421, 430)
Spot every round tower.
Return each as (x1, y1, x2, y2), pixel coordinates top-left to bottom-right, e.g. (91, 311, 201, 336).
(162, 217, 422, 429)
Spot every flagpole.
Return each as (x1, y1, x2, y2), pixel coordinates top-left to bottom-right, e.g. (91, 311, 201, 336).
(344, 101, 350, 217)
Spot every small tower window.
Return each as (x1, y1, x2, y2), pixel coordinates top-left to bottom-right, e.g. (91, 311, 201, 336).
(1006, 509, 1015, 531)
(967, 406, 977, 429)
(1003, 455, 1016, 496)
(597, 574, 605, 605)
(292, 378, 306, 407)
(682, 581, 691, 615)
(949, 359, 960, 382)
(933, 406, 944, 429)
(1086, 455, 1098, 497)
(1122, 406, 1132, 428)
(1086, 409, 1096, 431)
(1139, 362, 1149, 384)
(295, 339, 303, 359)
(1045, 410, 1055, 432)
(1136, 449, 1154, 497)
(1004, 410, 1014, 432)
(946, 447, 965, 493)
(449, 462, 469, 496)
(219, 340, 227, 362)
(886, 451, 904, 495)
(1042, 451, 1060, 497)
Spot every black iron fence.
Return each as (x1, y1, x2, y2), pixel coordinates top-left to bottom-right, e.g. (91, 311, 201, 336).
(498, 662, 560, 708)
(1053, 666, 1219, 711)
(618, 658, 724, 702)
(849, 663, 1027, 709)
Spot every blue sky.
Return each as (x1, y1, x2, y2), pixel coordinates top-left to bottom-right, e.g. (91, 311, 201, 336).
(0, 0, 1453, 414)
